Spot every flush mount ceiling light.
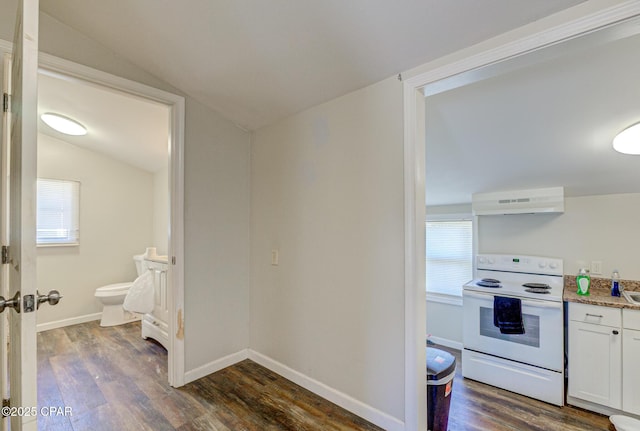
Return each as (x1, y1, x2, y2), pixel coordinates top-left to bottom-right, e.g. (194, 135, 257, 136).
(41, 113, 87, 136)
(613, 122, 640, 155)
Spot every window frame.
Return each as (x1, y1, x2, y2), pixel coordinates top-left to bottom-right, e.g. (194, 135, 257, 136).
(36, 178, 81, 247)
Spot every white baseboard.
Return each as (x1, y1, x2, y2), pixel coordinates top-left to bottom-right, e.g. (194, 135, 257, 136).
(184, 349, 249, 384)
(36, 312, 102, 332)
(428, 336, 463, 350)
(248, 349, 405, 431)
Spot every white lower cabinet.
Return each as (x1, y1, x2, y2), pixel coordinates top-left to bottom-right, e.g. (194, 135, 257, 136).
(568, 303, 640, 414)
(623, 309, 640, 414)
(568, 302, 622, 409)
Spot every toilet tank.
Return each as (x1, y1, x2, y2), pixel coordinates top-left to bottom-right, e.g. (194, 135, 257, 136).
(133, 254, 146, 276)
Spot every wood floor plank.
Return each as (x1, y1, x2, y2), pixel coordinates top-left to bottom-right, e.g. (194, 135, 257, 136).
(37, 357, 74, 431)
(97, 377, 175, 431)
(48, 353, 107, 415)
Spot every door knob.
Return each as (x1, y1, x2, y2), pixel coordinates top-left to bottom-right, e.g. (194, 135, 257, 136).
(0, 291, 21, 314)
(37, 290, 62, 309)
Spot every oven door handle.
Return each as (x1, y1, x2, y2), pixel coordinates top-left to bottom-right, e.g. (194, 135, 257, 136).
(463, 291, 562, 309)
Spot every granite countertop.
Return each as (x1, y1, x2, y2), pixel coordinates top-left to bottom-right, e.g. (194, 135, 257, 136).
(563, 275, 640, 309)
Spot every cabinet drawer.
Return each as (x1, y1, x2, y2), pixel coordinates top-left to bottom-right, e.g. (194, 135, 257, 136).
(569, 302, 621, 327)
(623, 308, 640, 330)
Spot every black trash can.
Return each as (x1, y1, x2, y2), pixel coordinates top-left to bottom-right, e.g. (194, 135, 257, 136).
(426, 347, 456, 431)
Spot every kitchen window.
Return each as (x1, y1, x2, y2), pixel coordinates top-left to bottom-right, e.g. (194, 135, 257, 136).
(426, 219, 472, 298)
(37, 178, 80, 246)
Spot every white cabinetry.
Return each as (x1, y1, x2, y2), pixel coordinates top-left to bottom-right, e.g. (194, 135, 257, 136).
(141, 258, 169, 350)
(623, 309, 640, 414)
(568, 302, 621, 409)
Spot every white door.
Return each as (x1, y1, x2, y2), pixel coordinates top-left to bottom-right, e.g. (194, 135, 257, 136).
(2, 1, 40, 430)
(568, 320, 622, 409)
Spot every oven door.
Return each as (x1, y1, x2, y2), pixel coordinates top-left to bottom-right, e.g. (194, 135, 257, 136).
(463, 290, 563, 371)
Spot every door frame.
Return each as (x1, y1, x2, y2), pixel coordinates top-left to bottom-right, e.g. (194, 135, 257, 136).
(0, 40, 186, 386)
(402, 2, 640, 429)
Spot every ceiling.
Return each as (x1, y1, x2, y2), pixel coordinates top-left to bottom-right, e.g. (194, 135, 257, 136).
(39, 0, 586, 131)
(38, 72, 169, 173)
(425, 17, 640, 206)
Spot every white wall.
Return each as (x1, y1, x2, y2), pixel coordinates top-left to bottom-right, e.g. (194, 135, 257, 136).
(153, 165, 169, 256)
(479, 193, 640, 279)
(426, 302, 462, 346)
(0, 10, 251, 376)
(250, 76, 405, 421)
(184, 97, 250, 369)
(36, 134, 153, 326)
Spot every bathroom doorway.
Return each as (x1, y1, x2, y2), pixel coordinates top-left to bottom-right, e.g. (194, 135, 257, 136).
(34, 56, 185, 387)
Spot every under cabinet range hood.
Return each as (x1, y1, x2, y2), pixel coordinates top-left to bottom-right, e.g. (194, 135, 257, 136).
(472, 187, 564, 215)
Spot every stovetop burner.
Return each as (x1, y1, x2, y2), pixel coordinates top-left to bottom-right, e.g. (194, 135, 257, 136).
(523, 283, 550, 289)
(525, 288, 551, 294)
(477, 278, 501, 288)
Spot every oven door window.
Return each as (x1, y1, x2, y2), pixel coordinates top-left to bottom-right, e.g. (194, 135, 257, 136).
(479, 306, 540, 347)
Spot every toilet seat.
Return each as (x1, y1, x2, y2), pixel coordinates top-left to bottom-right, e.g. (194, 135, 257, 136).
(95, 282, 133, 296)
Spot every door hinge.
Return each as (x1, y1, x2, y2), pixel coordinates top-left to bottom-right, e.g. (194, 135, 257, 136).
(2, 93, 8, 113)
(1, 246, 8, 264)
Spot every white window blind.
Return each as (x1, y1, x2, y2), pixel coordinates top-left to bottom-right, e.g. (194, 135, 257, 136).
(37, 179, 80, 245)
(426, 220, 472, 296)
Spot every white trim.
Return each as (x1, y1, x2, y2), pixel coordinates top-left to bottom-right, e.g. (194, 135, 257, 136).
(0, 40, 188, 388)
(426, 293, 463, 307)
(403, 3, 640, 430)
(36, 312, 101, 332)
(248, 350, 404, 431)
(428, 337, 463, 351)
(425, 212, 471, 222)
(403, 71, 427, 431)
(184, 349, 249, 384)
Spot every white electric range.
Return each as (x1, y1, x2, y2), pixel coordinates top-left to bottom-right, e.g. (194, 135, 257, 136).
(462, 254, 565, 406)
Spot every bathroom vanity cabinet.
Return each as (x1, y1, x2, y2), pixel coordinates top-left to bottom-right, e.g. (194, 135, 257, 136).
(141, 257, 169, 350)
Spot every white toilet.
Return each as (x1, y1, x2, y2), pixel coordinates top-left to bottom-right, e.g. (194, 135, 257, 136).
(95, 254, 146, 327)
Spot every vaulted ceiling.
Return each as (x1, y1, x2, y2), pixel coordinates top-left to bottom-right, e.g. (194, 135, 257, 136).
(38, 0, 586, 131)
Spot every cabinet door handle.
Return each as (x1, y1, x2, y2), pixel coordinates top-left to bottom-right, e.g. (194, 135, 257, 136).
(613, 330, 619, 335)
(585, 313, 604, 318)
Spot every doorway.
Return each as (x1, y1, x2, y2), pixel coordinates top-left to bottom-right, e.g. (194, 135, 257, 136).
(402, 4, 640, 430)
(32, 54, 185, 387)
(36, 69, 170, 333)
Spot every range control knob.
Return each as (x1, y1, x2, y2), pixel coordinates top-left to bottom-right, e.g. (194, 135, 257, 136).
(538, 261, 547, 269)
(549, 262, 558, 269)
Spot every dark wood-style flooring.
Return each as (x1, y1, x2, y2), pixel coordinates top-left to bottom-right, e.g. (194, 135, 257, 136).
(37, 321, 382, 430)
(38, 321, 616, 431)
(435, 345, 615, 431)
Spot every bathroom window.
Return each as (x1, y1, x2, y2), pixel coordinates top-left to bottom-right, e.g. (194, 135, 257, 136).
(36, 178, 80, 246)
